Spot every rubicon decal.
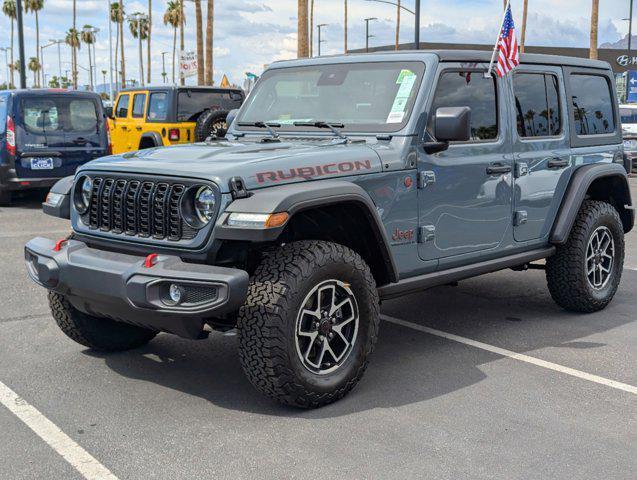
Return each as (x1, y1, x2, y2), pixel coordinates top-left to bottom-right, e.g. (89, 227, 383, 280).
(256, 160, 372, 184)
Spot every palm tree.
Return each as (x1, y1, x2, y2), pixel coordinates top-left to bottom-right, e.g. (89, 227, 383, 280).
(194, 0, 204, 85)
(2, 1, 17, 88)
(298, 0, 308, 58)
(80, 25, 96, 90)
(179, 0, 185, 85)
(520, 0, 528, 53)
(395, 0, 400, 50)
(309, 0, 313, 56)
(147, 0, 152, 85)
(129, 13, 149, 86)
(164, 1, 181, 84)
(24, 0, 44, 86)
(590, 0, 599, 59)
(28, 57, 40, 87)
(119, 0, 126, 88)
(205, 0, 214, 84)
(344, 0, 347, 53)
(110, 2, 124, 89)
(65, 28, 80, 89)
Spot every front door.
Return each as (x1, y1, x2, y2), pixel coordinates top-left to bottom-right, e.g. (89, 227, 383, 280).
(417, 65, 513, 263)
(511, 66, 571, 242)
(111, 93, 131, 153)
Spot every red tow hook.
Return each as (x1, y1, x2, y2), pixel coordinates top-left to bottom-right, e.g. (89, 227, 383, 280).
(53, 238, 68, 252)
(144, 253, 159, 268)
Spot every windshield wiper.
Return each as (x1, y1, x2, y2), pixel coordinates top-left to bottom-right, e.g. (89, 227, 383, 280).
(293, 121, 347, 139)
(237, 121, 281, 140)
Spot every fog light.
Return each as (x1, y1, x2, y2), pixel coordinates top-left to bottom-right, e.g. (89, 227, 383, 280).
(169, 284, 185, 304)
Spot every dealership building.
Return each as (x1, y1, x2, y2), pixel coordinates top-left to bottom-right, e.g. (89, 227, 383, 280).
(366, 42, 637, 102)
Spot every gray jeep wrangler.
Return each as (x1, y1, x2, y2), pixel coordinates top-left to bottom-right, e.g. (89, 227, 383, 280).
(25, 51, 634, 408)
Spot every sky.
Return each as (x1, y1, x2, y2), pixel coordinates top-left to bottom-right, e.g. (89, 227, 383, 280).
(0, 0, 633, 89)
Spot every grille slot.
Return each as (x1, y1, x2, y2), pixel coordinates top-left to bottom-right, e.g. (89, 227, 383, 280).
(84, 176, 195, 242)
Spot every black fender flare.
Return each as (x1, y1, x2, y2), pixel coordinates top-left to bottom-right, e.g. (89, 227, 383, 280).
(550, 163, 634, 244)
(214, 180, 399, 283)
(139, 131, 163, 148)
(42, 175, 74, 219)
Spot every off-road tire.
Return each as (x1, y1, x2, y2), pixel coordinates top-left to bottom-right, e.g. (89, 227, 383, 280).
(546, 200, 624, 313)
(237, 240, 380, 408)
(194, 109, 229, 141)
(49, 292, 157, 351)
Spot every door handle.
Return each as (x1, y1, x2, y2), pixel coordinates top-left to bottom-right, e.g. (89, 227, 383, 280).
(136, 126, 142, 131)
(547, 158, 570, 169)
(486, 163, 512, 175)
(121, 126, 128, 131)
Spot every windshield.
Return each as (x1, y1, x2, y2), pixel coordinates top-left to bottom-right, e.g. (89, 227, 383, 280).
(236, 61, 425, 133)
(620, 107, 637, 125)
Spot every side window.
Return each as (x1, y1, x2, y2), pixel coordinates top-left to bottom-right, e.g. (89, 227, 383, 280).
(69, 100, 98, 132)
(132, 94, 146, 118)
(569, 74, 615, 136)
(116, 94, 130, 118)
(147, 92, 168, 121)
(513, 73, 562, 138)
(428, 71, 498, 141)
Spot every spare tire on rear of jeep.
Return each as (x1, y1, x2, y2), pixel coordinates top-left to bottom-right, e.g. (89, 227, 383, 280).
(194, 109, 229, 141)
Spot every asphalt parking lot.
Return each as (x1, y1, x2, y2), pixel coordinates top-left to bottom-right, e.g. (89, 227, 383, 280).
(1, 182, 636, 480)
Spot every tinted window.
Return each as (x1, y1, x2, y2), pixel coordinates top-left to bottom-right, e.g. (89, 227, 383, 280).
(22, 98, 60, 133)
(132, 94, 146, 118)
(0, 95, 7, 131)
(428, 71, 498, 141)
(620, 108, 637, 124)
(116, 94, 130, 118)
(148, 92, 168, 121)
(570, 74, 615, 135)
(513, 73, 562, 137)
(178, 90, 243, 122)
(69, 99, 98, 131)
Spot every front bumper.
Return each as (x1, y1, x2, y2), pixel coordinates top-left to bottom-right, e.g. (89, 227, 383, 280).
(24, 237, 249, 339)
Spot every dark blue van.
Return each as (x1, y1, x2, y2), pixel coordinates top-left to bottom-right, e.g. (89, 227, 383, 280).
(0, 90, 110, 204)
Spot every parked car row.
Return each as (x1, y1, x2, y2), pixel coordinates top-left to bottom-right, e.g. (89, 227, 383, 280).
(0, 86, 245, 205)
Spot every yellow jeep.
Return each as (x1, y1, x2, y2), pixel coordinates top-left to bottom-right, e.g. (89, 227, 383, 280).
(108, 86, 244, 154)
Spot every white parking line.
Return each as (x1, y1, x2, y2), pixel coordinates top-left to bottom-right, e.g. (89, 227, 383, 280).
(0, 381, 118, 480)
(381, 315, 637, 396)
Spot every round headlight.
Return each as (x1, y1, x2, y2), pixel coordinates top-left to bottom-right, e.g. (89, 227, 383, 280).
(194, 186, 216, 224)
(74, 176, 93, 214)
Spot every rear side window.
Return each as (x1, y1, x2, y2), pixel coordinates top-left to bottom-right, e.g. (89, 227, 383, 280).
(428, 71, 498, 141)
(132, 94, 146, 118)
(513, 73, 562, 137)
(148, 92, 168, 121)
(0, 95, 7, 131)
(116, 94, 130, 118)
(569, 74, 615, 136)
(177, 90, 243, 122)
(22, 98, 60, 133)
(69, 100, 98, 131)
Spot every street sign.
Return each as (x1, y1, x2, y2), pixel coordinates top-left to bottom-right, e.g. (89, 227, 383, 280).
(179, 51, 197, 79)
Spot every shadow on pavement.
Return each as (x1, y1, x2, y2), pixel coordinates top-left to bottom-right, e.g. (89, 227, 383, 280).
(0, 189, 48, 210)
(89, 269, 635, 418)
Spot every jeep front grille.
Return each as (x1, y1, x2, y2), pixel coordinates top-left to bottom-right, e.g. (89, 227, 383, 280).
(84, 176, 197, 241)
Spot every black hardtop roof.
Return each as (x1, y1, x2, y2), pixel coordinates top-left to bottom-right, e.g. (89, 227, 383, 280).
(120, 85, 243, 93)
(4, 89, 103, 98)
(271, 49, 611, 71)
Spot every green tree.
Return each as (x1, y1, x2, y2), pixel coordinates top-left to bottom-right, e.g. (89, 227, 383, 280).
(48, 75, 60, 88)
(110, 1, 124, 88)
(24, 0, 44, 86)
(65, 28, 80, 88)
(80, 25, 96, 90)
(27, 56, 40, 87)
(129, 13, 149, 85)
(163, 0, 182, 84)
(194, 0, 203, 85)
(205, 0, 214, 84)
(2, 1, 16, 87)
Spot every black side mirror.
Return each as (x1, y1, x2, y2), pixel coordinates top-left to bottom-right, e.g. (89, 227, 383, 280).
(424, 106, 472, 154)
(104, 106, 113, 119)
(226, 108, 239, 129)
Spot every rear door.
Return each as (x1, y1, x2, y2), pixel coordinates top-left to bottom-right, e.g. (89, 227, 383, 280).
(511, 66, 571, 242)
(61, 96, 106, 170)
(128, 92, 147, 150)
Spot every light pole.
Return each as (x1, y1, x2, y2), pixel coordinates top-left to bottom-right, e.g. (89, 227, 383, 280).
(623, 0, 635, 52)
(161, 52, 169, 83)
(0, 48, 9, 89)
(415, 0, 420, 48)
(364, 17, 377, 53)
(16, 0, 26, 88)
(317, 24, 328, 56)
(129, 12, 147, 86)
(107, 0, 114, 100)
(41, 41, 58, 88)
(49, 39, 64, 82)
(364, 0, 415, 50)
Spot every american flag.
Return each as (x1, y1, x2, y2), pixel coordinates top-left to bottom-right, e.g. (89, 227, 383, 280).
(495, 4, 520, 77)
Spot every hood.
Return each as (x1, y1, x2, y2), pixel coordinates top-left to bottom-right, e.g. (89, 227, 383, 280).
(81, 139, 383, 192)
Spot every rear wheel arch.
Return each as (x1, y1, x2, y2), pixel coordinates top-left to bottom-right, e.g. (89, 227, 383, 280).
(138, 131, 163, 149)
(551, 163, 634, 244)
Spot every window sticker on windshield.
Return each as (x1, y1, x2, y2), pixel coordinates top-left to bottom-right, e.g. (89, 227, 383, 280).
(387, 70, 417, 123)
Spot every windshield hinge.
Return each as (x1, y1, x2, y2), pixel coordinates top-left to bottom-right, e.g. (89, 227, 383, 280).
(229, 177, 250, 200)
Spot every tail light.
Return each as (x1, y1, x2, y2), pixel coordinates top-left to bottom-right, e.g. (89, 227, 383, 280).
(168, 128, 180, 142)
(105, 119, 113, 155)
(6, 116, 16, 156)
